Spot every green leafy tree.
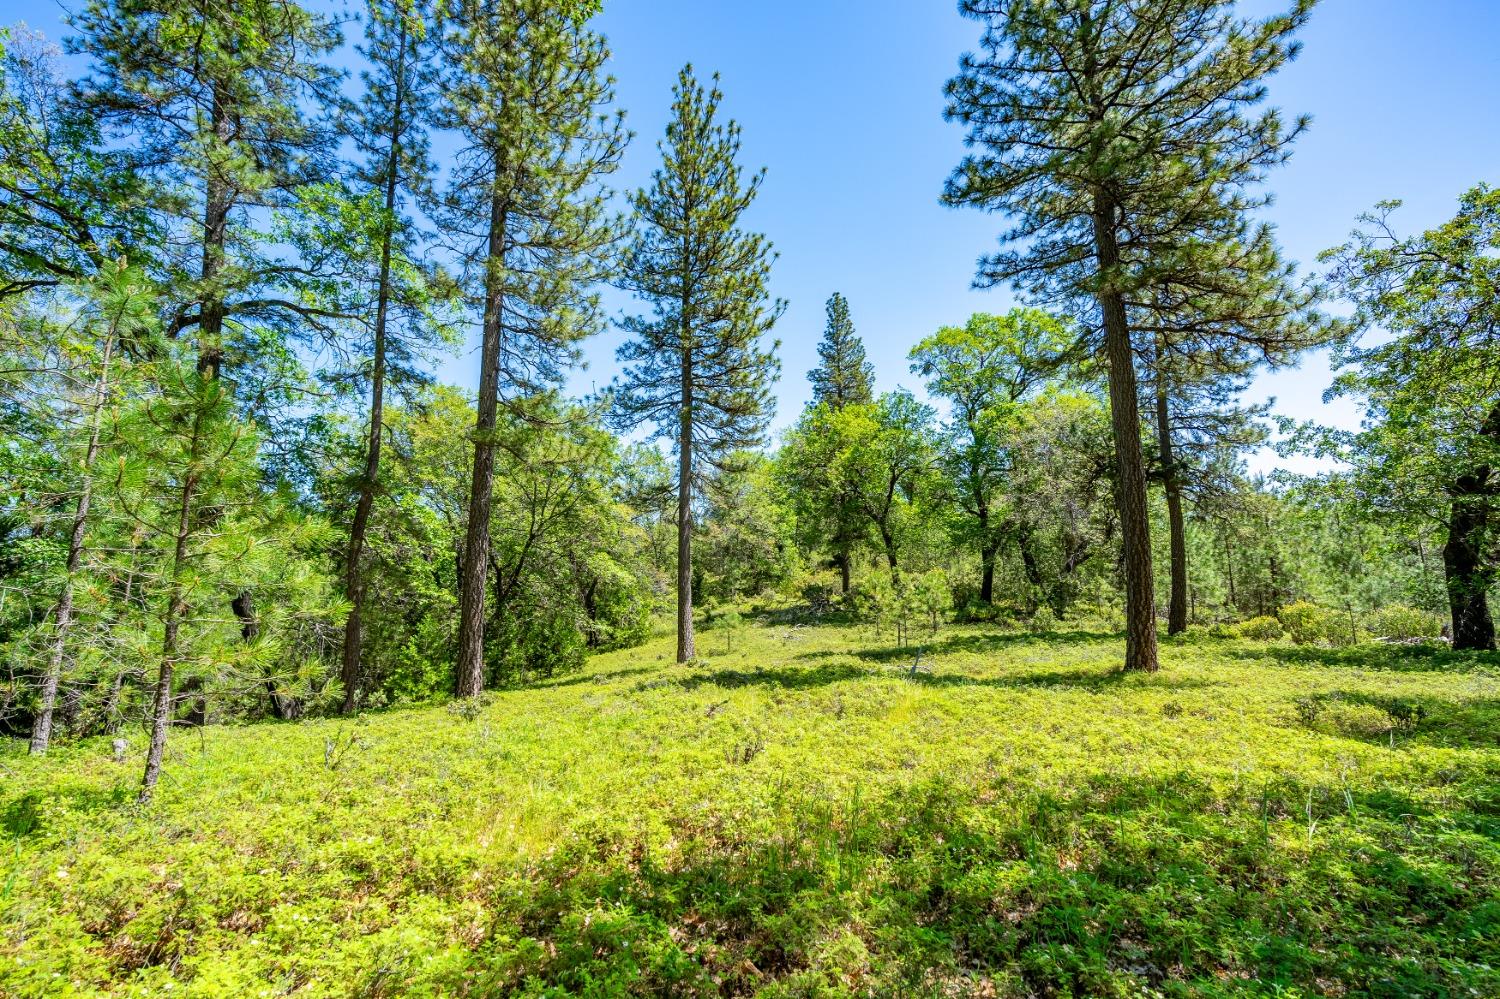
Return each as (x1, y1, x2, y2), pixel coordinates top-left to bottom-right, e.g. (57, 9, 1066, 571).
(612, 65, 782, 663)
(108, 343, 337, 802)
(438, 0, 627, 696)
(944, 0, 1314, 671)
(1321, 185, 1500, 650)
(910, 309, 1070, 604)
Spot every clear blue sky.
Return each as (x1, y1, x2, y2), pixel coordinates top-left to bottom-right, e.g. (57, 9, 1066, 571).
(9, 0, 1499, 473)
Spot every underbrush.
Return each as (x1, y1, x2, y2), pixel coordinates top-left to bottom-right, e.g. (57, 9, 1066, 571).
(3, 620, 1497, 996)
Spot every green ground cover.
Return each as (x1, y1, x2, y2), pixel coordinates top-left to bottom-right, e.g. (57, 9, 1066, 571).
(3, 616, 1497, 997)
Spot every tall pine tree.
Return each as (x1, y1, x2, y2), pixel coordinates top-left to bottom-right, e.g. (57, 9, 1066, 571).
(339, 0, 441, 713)
(806, 291, 873, 590)
(613, 66, 782, 663)
(944, 0, 1314, 671)
(809, 292, 873, 409)
(71, 0, 344, 379)
(439, 0, 627, 697)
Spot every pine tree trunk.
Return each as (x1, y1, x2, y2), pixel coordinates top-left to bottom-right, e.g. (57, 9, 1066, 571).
(1154, 381, 1188, 635)
(676, 337, 696, 663)
(195, 82, 232, 379)
(341, 58, 405, 713)
(30, 331, 115, 754)
(141, 459, 200, 804)
(1092, 193, 1159, 671)
(456, 185, 508, 698)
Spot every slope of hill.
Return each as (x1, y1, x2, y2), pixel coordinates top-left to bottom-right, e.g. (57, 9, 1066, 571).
(4, 618, 1498, 997)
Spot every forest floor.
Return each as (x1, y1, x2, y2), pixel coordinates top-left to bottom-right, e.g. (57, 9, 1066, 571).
(3, 612, 1498, 997)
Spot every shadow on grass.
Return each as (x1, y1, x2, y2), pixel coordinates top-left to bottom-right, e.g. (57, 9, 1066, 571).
(1300, 689, 1500, 751)
(1226, 641, 1497, 674)
(467, 771, 1498, 997)
(666, 661, 1222, 695)
(529, 666, 659, 691)
(795, 628, 1112, 665)
(2, 780, 134, 839)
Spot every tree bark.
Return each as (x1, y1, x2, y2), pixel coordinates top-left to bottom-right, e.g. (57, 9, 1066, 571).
(1092, 192, 1159, 671)
(838, 551, 851, 595)
(456, 183, 508, 697)
(1154, 379, 1188, 635)
(980, 541, 998, 605)
(676, 333, 696, 662)
(341, 40, 407, 713)
(141, 438, 201, 803)
(1443, 401, 1499, 651)
(195, 81, 232, 379)
(1444, 494, 1496, 651)
(30, 328, 115, 754)
(977, 503, 996, 605)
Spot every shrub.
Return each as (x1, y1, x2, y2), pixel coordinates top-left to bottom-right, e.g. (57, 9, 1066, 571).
(1028, 605, 1058, 634)
(1278, 601, 1340, 645)
(1366, 605, 1443, 640)
(1235, 615, 1284, 641)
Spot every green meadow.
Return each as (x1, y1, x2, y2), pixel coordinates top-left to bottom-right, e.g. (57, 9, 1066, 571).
(4, 615, 1497, 997)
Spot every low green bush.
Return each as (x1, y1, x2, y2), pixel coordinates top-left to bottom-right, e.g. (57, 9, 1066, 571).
(1367, 605, 1444, 640)
(1278, 601, 1343, 645)
(1235, 615, 1284, 641)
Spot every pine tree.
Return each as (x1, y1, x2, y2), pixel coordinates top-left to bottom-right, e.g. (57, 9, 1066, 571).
(944, 0, 1315, 671)
(1137, 222, 1333, 634)
(70, 0, 344, 379)
(28, 261, 151, 754)
(339, 0, 440, 713)
(809, 292, 873, 410)
(805, 291, 874, 590)
(613, 66, 782, 663)
(439, 0, 627, 697)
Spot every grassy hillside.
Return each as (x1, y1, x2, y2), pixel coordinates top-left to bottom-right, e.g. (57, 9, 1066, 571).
(3, 615, 1498, 997)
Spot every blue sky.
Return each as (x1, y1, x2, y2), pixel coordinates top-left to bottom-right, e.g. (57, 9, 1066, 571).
(9, 0, 1499, 473)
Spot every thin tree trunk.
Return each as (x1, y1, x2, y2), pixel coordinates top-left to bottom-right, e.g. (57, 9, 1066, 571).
(838, 551, 851, 595)
(676, 333, 696, 663)
(30, 329, 116, 754)
(456, 184, 508, 697)
(1016, 526, 1044, 613)
(1154, 378, 1188, 635)
(1092, 193, 1158, 671)
(141, 435, 201, 803)
(341, 40, 407, 713)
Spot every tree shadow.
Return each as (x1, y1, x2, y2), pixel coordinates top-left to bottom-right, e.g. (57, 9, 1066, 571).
(795, 628, 1110, 665)
(665, 661, 1221, 696)
(530, 666, 659, 691)
(1224, 642, 1496, 674)
(471, 771, 1495, 997)
(2, 780, 134, 840)
(1297, 689, 1500, 750)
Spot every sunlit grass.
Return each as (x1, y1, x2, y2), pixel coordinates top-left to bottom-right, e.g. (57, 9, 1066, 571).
(3, 612, 1497, 996)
